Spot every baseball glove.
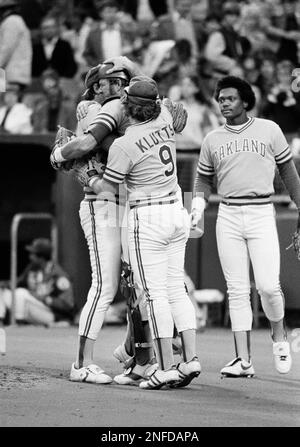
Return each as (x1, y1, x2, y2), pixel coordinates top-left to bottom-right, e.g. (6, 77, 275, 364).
(72, 156, 105, 187)
(50, 125, 76, 171)
(286, 214, 300, 260)
(162, 98, 188, 133)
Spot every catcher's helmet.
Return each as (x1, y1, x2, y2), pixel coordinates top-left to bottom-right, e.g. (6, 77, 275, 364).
(84, 63, 129, 89)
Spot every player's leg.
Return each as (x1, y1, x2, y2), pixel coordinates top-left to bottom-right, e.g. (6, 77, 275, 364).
(71, 199, 121, 384)
(166, 206, 201, 387)
(247, 204, 291, 374)
(127, 206, 179, 389)
(216, 204, 255, 377)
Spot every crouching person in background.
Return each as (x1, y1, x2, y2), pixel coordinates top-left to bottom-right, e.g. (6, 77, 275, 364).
(0, 238, 75, 353)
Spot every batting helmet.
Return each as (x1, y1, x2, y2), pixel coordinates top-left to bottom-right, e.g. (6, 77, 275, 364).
(84, 63, 129, 90)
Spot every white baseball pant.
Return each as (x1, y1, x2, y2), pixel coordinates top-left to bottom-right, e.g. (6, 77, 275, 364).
(78, 198, 124, 340)
(128, 201, 196, 340)
(0, 287, 55, 325)
(216, 203, 285, 332)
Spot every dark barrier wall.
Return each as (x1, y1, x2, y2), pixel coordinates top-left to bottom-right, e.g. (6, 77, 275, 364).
(0, 134, 56, 277)
(2, 136, 300, 314)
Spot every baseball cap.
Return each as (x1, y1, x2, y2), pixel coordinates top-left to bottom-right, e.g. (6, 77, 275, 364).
(125, 77, 159, 105)
(25, 238, 52, 258)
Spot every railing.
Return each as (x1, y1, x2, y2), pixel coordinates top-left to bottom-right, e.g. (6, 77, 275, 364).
(9, 213, 58, 325)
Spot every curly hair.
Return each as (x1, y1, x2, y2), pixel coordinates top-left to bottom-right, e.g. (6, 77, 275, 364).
(214, 76, 256, 111)
(125, 101, 161, 122)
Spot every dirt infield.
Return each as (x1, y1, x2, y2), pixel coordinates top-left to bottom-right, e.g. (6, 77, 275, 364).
(0, 324, 299, 428)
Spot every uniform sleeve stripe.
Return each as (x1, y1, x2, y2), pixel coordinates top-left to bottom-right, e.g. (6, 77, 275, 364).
(88, 120, 113, 134)
(197, 167, 215, 176)
(198, 163, 214, 173)
(276, 154, 292, 165)
(200, 161, 214, 169)
(103, 172, 124, 183)
(93, 116, 116, 130)
(105, 166, 126, 176)
(275, 146, 290, 159)
(96, 113, 118, 128)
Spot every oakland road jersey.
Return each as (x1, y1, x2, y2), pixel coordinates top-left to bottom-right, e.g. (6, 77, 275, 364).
(103, 105, 178, 202)
(197, 117, 292, 198)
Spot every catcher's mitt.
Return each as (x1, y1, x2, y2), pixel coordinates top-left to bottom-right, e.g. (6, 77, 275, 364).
(72, 156, 105, 187)
(286, 218, 300, 261)
(50, 125, 76, 171)
(162, 97, 188, 133)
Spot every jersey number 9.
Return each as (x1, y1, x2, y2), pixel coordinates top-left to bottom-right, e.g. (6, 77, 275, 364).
(159, 145, 174, 177)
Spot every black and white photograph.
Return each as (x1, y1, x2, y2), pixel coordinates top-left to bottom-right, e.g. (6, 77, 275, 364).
(0, 0, 299, 438)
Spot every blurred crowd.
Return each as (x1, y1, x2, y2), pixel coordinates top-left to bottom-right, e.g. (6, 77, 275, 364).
(1, 0, 300, 156)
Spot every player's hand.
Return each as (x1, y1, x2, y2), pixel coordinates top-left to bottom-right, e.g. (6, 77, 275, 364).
(190, 196, 206, 230)
(76, 100, 96, 121)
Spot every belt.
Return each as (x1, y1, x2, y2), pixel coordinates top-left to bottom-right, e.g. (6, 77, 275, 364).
(221, 196, 271, 206)
(84, 192, 122, 205)
(130, 197, 178, 210)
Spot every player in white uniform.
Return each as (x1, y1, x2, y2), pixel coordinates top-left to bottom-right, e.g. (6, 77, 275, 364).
(79, 78, 201, 389)
(51, 63, 135, 384)
(51, 62, 183, 384)
(191, 76, 300, 377)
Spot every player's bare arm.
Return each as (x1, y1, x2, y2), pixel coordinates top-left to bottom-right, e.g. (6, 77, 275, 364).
(104, 56, 143, 77)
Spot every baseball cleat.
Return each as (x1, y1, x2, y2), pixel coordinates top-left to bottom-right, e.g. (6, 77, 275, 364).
(220, 357, 255, 378)
(114, 362, 158, 385)
(139, 366, 180, 390)
(113, 344, 135, 369)
(0, 328, 6, 355)
(273, 341, 292, 374)
(171, 356, 201, 388)
(70, 363, 113, 384)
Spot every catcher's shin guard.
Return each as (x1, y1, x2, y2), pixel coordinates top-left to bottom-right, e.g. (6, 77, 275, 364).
(120, 261, 152, 358)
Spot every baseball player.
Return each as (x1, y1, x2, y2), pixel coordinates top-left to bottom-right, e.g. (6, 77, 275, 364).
(52, 60, 189, 386)
(191, 76, 300, 377)
(52, 63, 165, 384)
(76, 78, 201, 390)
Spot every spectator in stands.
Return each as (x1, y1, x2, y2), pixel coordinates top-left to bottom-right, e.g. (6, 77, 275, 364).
(0, 238, 75, 331)
(119, 0, 168, 21)
(262, 60, 300, 144)
(31, 15, 77, 79)
(83, 0, 139, 68)
(204, 2, 250, 76)
(0, 83, 33, 134)
(61, 10, 95, 78)
(154, 0, 205, 60)
(275, 0, 300, 66)
(0, 0, 32, 89)
(238, 4, 274, 57)
(29, 68, 77, 133)
(168, 75, 219, 151)
(255, 53, 277, 99)
(142, 37, 198, 98)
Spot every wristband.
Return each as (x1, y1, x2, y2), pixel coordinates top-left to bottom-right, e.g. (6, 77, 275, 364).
(53, 146, 67, 163)
(89, 176, 99, 188)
